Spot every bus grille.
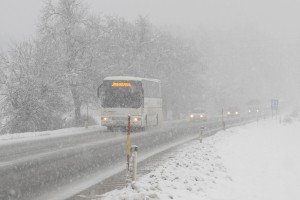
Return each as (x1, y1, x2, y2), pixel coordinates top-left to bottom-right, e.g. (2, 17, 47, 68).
(112, 117, 128, 121)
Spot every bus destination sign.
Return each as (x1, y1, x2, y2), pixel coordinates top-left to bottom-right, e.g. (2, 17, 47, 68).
(112, 82, 132, 87)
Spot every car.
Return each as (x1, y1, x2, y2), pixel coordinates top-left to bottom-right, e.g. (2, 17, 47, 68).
(226, 107, 240, 117)
(247, 99, 261, 115)
(189, 108, 207, 121)
(248, 108, 260, 114)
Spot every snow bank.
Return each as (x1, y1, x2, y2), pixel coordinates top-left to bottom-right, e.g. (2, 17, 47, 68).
(100, 142, 233, 200)
(0, 125, 105, 144)
(99, 118, 300, 200)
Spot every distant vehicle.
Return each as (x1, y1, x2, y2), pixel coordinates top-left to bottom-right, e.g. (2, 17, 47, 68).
(189, 108, 207, 121)
(248, 108, 260, 114)
(97, 76, 163, 131)
(226, 107, 240, 117)
(247, 99, 261, 114)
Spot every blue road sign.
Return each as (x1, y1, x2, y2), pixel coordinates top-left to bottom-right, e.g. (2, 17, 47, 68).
(271, 99, 279, 110)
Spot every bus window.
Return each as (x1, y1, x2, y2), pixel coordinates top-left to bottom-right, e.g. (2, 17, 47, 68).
(101, 80, 143, 108)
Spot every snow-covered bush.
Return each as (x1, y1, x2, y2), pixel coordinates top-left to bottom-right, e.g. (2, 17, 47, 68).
(63, 114, 99, 128)
(290, 107, 299, 118)
(282, 116, 293, 124)
(0, 41, 70, 134)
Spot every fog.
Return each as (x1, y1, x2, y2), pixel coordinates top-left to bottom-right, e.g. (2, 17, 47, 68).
(0, 2, 300, 199)
(117, 0, 298, 107)
(88, 0, 300, 38)
(0, 0, 300, 132)
(86, 0, 300, 110)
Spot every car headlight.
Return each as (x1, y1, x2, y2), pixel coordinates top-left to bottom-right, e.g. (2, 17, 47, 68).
(248, 110, 251, 113)
(200, 115, 203, 118)
(190, 114, 194, 118)
(256, 109, 259, 112)
(235, 111, 239, 115)
(227, 112, 231, 115)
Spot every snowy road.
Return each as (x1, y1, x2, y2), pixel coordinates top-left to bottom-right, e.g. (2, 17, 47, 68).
(0, 117, 251, 200)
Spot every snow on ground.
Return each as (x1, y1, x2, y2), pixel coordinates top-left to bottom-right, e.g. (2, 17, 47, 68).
(0, 109, 103, 144)
(99, 117, 300, 200)
(0, 125, 105, 144)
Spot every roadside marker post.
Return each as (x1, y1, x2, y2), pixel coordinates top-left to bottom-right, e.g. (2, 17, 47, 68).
(271, 99, 279, 119)
(131, 145, 138, 181)
(84, 102, 89, 128)
(280, 115, 282, 124)
(126, 115, 139, 182)
(199, 126, 205, 143)
(127, 115, 131, 170)
(222, 108, 225, 130)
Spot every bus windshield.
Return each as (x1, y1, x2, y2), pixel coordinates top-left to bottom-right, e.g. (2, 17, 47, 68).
(101, 80, 143, 108)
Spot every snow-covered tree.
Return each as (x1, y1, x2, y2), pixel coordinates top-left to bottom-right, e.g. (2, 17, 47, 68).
(0, 41, 68, 133)
(0, 0, 204, 132)
(38, 0, 98, 126)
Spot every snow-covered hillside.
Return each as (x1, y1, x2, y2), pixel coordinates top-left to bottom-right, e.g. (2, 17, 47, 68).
(100, 117, 300, 200)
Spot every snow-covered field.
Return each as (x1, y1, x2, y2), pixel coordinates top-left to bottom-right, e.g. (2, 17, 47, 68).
(100, 117, 300, 200)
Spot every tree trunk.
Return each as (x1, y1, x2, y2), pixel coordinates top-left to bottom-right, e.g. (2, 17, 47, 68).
(71, 87, 82, 127)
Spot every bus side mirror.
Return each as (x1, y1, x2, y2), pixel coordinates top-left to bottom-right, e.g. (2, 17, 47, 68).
(97, 83, 105, 103)
(97, 83, 104, 97)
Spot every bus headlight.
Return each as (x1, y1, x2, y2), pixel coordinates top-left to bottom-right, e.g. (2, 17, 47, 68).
(133, 116, 141, 122)
(101, 117, 109, 121)
(227, 112, 231, 115)
(190, 114, 194, 118)
(235, 111, 239, 115)
(200, 115, 203, 118)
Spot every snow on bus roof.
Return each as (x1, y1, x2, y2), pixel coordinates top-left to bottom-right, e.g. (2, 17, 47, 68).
(104, 76, 160, 82)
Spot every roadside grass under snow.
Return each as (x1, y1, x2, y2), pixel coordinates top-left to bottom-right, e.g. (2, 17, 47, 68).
(99, 117, 300, 200)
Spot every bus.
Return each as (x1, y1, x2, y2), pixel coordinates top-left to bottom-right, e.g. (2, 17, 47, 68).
(97, 76, 163, 130)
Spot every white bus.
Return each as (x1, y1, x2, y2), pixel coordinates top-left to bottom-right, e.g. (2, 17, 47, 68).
(97, 76, 163, 130)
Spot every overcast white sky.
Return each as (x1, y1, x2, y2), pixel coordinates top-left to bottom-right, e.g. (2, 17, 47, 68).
(0, 0, 300, 50)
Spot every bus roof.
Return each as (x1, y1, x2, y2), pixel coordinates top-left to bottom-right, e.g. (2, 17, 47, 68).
(104, 76, 160, 83)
